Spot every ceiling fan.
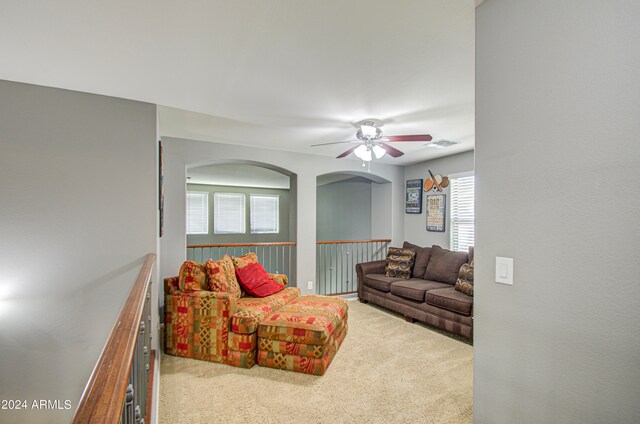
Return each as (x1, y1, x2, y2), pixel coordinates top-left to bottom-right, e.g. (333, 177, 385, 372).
(311, 120, 432, 161)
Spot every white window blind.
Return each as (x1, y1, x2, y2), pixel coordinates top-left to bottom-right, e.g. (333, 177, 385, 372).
(250, 194, 279, 234)
(450, 175, 475, 252)
(186, 191, 209, 234)
(214, 193, 246, 234)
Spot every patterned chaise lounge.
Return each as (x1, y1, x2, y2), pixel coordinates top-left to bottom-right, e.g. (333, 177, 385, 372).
(164, 254, 300, 368)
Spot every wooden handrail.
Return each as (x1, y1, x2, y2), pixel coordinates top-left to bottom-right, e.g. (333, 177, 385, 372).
(73, 253, 156, 424)
(187, 242, 296, 248)
(316, 239, 391, 245)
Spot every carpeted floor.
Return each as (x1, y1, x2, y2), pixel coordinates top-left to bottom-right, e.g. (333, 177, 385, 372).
(159, 301, 473, 424)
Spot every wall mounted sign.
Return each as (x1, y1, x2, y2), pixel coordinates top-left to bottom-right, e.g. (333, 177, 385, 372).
(426, 194, 446, 232)
(424, 169, 449, 192)
(405, 179, 423, 214)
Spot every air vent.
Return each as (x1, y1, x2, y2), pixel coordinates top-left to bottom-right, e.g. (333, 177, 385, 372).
(426, 139, 460, 149)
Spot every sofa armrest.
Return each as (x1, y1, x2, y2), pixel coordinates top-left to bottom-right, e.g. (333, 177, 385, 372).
(356, 259, 387, 277)
(165, 289, 237, 362)
(356, 259, 387, 299)
(165, 276, 180, 296)
(268, 273, 288, 287)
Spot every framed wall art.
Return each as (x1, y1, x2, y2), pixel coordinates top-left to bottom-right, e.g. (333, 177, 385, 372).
(405, 179, 423, 214)
(426, 194, 446, 232)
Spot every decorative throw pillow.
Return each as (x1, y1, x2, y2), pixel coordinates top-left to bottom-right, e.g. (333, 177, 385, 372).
(178, 261, 207, 292)
(232, 252, 259, 269)
(384, 247, 416, 280)
(235, 262, 285, 297)
(232, 252, 261, 297)
(205, 254, 242, 299)
(424, 245, 469, 284)
(403, 241, 432, 278)
(455, 259, 474, 296)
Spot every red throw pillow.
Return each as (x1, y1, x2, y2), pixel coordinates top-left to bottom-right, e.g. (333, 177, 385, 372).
(235, 262, 285, 297)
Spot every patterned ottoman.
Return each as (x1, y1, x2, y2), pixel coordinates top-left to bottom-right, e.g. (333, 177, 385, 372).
(257, 295, 348, 376)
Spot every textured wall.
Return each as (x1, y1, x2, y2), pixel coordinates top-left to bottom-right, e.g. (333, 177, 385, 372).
(0, 80, 157, 423)
(475, 1, 640, 423)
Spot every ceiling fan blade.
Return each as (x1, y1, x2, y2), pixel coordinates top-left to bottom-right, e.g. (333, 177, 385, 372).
(378, 142, 404, 158)
(386, 134, 433, 142)
(337, 146, 358, 158)
(310, 140, 357, 147)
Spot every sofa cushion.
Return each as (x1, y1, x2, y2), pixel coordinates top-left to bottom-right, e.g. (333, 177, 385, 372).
(403, 242, 432, 278)
(426, 287, 473, 316)
(455, 260, 474, 296)
(231, 287, 300, 334)
(258, 295, 348, 345)
(235, 262, 285, 297)
(424, 245, 468, 284)
(389, 279, 451, 301)
(363, 274, 400, 292)
(178, 260, 207, 292)
(205, 255, 242, 299)
(384, 247, 416, 280)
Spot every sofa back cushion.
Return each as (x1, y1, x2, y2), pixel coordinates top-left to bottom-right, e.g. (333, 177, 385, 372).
(384, 247, 416, 280)
(424, 245, 468, 284)
(205, 254, 242, 299)
(235, 262, 285, 297)
(403, 241, 432, 278)
(178, 260, 208, 292)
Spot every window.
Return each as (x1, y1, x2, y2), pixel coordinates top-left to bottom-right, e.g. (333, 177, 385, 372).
(250, 194, 279, 234)
(450, 174, 475, 252)
(186, 191, 209, 234)
(214, 193, 246, 234)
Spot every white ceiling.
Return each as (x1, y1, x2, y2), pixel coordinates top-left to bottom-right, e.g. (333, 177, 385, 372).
(0, 1, 475, 165)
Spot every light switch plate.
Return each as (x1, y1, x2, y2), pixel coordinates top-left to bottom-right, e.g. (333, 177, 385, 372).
(307, 281, 313, 290)
(495, 257, 514, 285)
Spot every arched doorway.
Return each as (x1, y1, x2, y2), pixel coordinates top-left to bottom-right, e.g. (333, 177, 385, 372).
(315, 171, 392, 296)
(185, 160, 297, 283)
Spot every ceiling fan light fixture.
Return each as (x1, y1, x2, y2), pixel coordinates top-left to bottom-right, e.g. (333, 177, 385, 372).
(372, 144, 386, 159)
(360, 124, 377, 139)
(354, 145, 372, 161)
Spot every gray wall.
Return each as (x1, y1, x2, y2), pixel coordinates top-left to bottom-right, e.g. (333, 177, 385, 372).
(475, 1, 640, 423)
(403, 151, 474, 248)
(0, 80, 157, 423)
(317, 178, 372, 241)
(160, 137, 404, 296)
(186, 183, 291, 244)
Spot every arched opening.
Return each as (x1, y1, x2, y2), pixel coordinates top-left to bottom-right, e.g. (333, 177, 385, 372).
(316, 171, 392, 295)
(185, 160, 297, 283)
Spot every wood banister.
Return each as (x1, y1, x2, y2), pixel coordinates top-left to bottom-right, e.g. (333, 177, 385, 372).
(315, 239, 391, 245)
(73, 253, 156, 424)
(187, 242, 296, 248)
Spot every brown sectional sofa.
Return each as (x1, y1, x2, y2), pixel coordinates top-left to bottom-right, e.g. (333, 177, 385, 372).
(356, 242, 474, 340)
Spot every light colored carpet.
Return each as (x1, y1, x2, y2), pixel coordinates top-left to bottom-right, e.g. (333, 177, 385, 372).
(159, 301, 473, 424)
